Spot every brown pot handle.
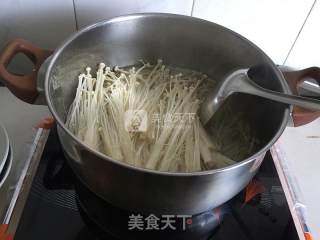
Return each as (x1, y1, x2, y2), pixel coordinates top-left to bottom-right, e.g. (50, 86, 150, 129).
(0, 38, 52, 103)
(281, 67, 320, 127)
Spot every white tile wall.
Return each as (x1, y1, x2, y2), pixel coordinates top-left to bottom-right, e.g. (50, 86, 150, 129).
(74, 0, 194, 28)
(0, 0, 76, 48)
(192, 0, 315, 64)
(285, 1, 320, 68)
(0, 0, 76, 74)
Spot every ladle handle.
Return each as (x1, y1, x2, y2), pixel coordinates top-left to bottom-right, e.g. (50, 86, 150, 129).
(242, 77, 320, 111)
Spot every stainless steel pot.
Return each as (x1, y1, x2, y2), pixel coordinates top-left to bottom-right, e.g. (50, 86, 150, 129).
(1, 13, 320, 215)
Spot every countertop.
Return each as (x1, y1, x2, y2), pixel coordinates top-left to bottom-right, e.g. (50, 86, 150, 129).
(0, 87, 49, 223)
(272, 119, 320, 240)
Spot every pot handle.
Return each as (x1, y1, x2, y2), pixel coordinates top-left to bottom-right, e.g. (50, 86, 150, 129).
(281, 67, 320, 127)
(0, 38, 52, 103)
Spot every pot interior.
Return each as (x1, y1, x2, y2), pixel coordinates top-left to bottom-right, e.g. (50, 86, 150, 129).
(47, 14, 289, 164)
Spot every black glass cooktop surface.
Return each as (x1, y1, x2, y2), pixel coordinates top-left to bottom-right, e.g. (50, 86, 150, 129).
(14, 129, 299, 240)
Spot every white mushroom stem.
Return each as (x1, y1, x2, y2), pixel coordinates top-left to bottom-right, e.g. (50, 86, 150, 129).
(66, 60, 236, 172)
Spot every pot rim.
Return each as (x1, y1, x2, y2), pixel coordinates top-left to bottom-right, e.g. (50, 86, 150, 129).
(45, 13, 291, 177)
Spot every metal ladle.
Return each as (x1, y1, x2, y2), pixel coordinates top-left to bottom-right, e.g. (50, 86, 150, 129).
(200, 68, 320, 125)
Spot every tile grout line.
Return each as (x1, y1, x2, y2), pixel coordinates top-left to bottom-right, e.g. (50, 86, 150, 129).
(283, 0, 318, 65)
(191, 0, 196, 16)
(72, 0, 79, 30)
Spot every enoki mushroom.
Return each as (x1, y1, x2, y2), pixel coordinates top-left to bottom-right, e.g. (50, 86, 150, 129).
(66, 60, 237, 172)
